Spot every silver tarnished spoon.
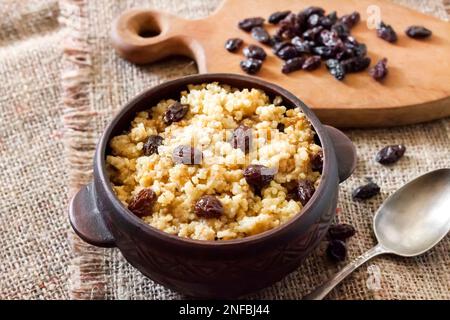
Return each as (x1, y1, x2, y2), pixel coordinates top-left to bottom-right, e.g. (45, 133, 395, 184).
(304, 168, 450, 300)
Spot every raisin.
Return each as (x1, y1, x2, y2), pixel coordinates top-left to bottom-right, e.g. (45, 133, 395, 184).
(277, 123, 285, 132)
(303, 6, 325, 17)
(230, 124, 253, 153)
(297, 179, 315, 206)
(369, 58, 388, 81)
(322, 11, 338, 27)
(352, 182, 380, 200)
(341, 56, 371, 73)
(194, 195, 224, 219)
(272, 41, 291, 54)
(328, 224, 356, 241)
(406, 25, 432, 39)
(320, 29, 342, 47)
(238, 17, 265, 32)
(375, 144, 406, 164)
(268, 10, 291, 24)
(275, 45, 299, 60)
(277, 13, 304, 39)
(284, 180, 299, 201)
(313, 46, 339, 59)
(243, 164, 276, 192)
(282, 57, 305, 74)
(340, 11, 360, 28)
(310, 150, 323, 173)
(327, 239, 347, 262)
(353, 43, 367, 57)
(143, 135, 163, 156)
(128, 188, 157, 217)
(303, 26, 324, 42)
(326, 59, 346, 80)
(172, 145, 202, 165)
(243, 45, 267, 60)
(331, 22, 350, 38)
(163, 102, 189, 124)
(240, 59, 263, 75)
(377, 21, 397, 43)
(291, 36, 312, 53)
(251, 26, 271, 44)
(302, 56, 321, 71)
(307, 14, 321, 28)
(225, 38, 243, 52)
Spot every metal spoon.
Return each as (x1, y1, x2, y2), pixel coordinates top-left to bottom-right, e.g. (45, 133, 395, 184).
(304, 168, 450, 300)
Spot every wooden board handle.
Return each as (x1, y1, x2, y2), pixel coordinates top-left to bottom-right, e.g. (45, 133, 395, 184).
(111, 9, 206, 67)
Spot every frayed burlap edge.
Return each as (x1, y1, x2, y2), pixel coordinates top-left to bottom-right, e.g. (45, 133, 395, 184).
(59, 0, 107, 300)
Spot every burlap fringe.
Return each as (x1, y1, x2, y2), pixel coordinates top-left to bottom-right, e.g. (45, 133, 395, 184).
(59, 0, 107, 300)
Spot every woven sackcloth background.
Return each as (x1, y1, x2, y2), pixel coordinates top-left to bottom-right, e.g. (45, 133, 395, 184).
(0, 0, 448, 299)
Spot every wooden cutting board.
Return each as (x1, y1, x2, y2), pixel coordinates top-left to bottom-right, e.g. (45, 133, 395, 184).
(111, 0, 450, 128)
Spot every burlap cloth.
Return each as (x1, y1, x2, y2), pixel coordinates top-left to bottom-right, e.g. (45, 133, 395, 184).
(0, 0, 448, 300)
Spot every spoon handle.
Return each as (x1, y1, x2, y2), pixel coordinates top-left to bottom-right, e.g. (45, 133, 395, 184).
(303, 243, 388, 300)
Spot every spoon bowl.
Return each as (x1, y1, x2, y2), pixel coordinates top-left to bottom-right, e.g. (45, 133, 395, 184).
(375, 168, 450, 257)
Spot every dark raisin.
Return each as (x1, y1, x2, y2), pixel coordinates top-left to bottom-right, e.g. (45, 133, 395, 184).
(230, 124, 253, 153)
(277, 13, 304, 38)
(375, 144, 406, 164)
(243, 164, 276, 192)
(352, 182, 380, 200)
(325, 11, 338, 26)
(277, 123, 285, 132)
(328, 224, 356, 241)
(369, 58, 388, 81)
(302, 55, 321, 71)
(240, 59, 263, 74)
(320, 29, 342, 47)
(243, 45, 267, 60)
(143, 135, 163, 156)
(353, 43, 367, 57)
(163, 102, 189, 124)
(282, 57, 305, 74)
(331, 22, 350, 38)
(313, 46, 339, 59)
(327, 239, 347, 262)
(341, 56, 371, 73)
(284, 180, 299, 201)
(194, 195, 224, 219)
(275, 45, 299, 60)
(238, 17, 265, 32)
(307, 14, 321, 28)
(303, 6, 325, 17)
(340, 11, 360, 28)
(291, 36, 312, 53)
(225, 38, 243, 52)
(272, 41, 291, 54)
(251, 26, 271, 44)
(406, 25, 432, 39)
(329, 63, 346, 80)
(172, 145, 203, 165)
(310, 151, 323, 173)
(303, 26, 324, 42)
(377, 21, 397, 43)
(128, 188, 157, 217)
(268, 10, 291, 24)
(297, 179, 315, 206)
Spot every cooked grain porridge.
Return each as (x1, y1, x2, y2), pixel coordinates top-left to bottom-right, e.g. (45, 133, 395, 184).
(107, 83, 322, 240)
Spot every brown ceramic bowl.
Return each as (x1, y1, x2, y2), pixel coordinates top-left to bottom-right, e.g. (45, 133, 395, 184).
(69, 73, 357, 298)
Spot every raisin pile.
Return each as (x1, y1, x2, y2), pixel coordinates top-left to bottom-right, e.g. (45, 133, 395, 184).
(226, 7, 432, 81)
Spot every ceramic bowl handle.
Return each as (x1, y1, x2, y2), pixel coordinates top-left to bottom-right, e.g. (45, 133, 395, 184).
(68, 182, 115, 248)
(111, 9, 196, 64)
(325, 125, 357, 183)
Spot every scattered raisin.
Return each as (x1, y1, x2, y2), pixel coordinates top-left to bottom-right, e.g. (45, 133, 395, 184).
(172, 145, 202, 165)
(328, 224, 356, 241)
(268, 10, 291, 24)
(341, 56, 371, 73)
(194, 195, 224, 219)
(225, 38, 243, 52)
(282, 57, 305, 74)
(297, 179, 315, 206)
(128, 188, 157, 217)
(375, 144, 406, 164)
(352, 182, 380, 200)
(406, 26, 432, 39)
(240, 58, 263, 74)
(143, 135, 163, 156)
(238, 17, 265, 32)
(369, 58, 388, 81)
(302, 55, 321, 71)
(163, 102, 189, 124)
(243, 45, 267, 60)
(230, 124, 252, 153)
(327, 239, 347, 262)
(310, 151, 323, 173)
(377, 21, 397, 43)
(251, 26, 271, 44)
(243, 164, 276, 192)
